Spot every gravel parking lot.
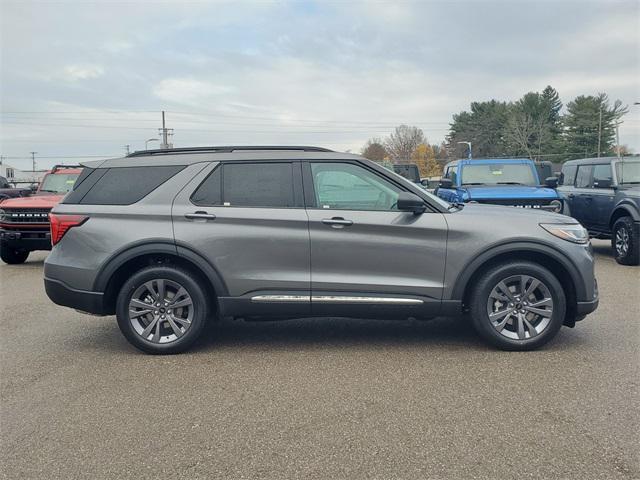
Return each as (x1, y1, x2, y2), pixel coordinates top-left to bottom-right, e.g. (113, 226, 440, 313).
(1, 240, 638, 480)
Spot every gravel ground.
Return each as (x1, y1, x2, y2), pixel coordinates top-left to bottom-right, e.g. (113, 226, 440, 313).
(1, 240, 639, 479)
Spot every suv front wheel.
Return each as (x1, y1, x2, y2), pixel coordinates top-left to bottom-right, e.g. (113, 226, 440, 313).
(469, 261, 566, 351)
(612, 216, 639, 266)
(116, 266, 209, 354)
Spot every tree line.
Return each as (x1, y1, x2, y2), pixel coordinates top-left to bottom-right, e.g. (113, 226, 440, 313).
(361, 86, 631, 176)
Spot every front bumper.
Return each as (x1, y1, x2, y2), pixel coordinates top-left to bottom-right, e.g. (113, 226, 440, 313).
(1, 227, 51, 251)
(44, 277, 107, 315)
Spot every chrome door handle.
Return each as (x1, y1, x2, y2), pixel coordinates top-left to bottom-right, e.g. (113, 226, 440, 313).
(185, 211, 216, 220)
(322, 217, 353, 227)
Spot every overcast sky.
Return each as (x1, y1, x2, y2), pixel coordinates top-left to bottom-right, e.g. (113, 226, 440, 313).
(1, 0, 639, 170)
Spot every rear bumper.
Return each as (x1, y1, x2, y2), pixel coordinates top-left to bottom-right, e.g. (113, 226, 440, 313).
(576, 298, 599, 316)
(0, 228, 51, 251)
(44, 277, 107, 315)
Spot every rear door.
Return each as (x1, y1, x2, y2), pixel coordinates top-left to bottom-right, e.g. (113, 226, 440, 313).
(303, 160, 448, 318)
(172, 161, 311, 315)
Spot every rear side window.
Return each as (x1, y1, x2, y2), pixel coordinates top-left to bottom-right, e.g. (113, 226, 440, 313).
(592, 164, 613, 186)
(575, 165, 592, 188)
(191, 162, 296, 208)
(560, 165, 577, 186)
(64, 165, 184, 205)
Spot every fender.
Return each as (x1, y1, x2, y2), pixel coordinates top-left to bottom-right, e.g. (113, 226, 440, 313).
(450, 240, 587, 301)
(611, 201, 640, 224)
(92, 239, 228, 297)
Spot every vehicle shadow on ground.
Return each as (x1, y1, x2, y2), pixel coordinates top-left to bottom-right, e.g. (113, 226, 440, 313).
(590, 239, 614, 259)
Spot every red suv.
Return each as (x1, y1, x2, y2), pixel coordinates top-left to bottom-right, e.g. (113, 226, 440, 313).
(0, 165, 81, 264)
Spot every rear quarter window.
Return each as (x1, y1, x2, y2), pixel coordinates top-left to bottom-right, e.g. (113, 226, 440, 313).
(63, 165, 184, 205)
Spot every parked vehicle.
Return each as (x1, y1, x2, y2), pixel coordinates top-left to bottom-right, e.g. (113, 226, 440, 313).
(392, 164, 421, 184)
(0, 165, 81, 264)
(558, 157, 639, 265)
(436, 158, 563, 212)
(0, 176, 33, 201)
(44, 146, 598, 354)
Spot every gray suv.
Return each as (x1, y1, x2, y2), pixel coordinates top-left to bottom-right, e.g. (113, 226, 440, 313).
(44, 146, 599, 354)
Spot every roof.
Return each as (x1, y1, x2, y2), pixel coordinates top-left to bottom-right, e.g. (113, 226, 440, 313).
(82, 146, 363, 169)
(562, 156, 639, 166)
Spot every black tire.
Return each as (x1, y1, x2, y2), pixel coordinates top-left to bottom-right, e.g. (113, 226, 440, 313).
(115, 266, 209, 354)
(612, 216, 639, 266)
(469, 261, 566, 351)
(0, 243, 29, 264)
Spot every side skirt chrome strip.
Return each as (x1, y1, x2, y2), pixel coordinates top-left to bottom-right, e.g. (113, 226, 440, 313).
(312, 296, 423, 305)
(250, 295, 423, 305)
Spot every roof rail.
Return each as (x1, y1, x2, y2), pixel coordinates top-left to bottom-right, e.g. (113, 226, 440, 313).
(50, 164, 83, 173)
(127, 146, 334, 157)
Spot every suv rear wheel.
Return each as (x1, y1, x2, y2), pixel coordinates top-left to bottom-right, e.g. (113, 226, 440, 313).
(612, 216, 639, 266)
(469, 261, 566, 351)
(0, 243, 29, 264)
(115, 266, 209, 354)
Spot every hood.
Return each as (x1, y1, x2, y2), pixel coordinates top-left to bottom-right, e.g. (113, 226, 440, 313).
(461, 185, 559, 200)
(456, 202, 573, 223)
(0, 194, 65, 209)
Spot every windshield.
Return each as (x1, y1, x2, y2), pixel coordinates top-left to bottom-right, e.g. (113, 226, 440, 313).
(616, 161, 640, 184)
(460, 163, 537, 185)
(39, 173, 80, 193)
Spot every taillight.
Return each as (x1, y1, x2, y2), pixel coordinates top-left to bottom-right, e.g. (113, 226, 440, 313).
(49, 213, 88, 246)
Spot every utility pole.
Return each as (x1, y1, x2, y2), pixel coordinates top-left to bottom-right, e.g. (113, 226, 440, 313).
(616, 122, 621, 159)
(597, 104, 602, 158)
(159, 110, 173, 149)
(30, 151, 37, 172)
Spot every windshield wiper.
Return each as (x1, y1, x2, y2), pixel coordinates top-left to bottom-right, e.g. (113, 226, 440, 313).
(38, 189, 61, 193)
(461, 182, 485, 185)
(496, 181, 525, 185)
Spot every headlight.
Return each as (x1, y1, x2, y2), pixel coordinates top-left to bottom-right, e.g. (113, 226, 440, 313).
(540, 223, 588, 244)
(549, 200, 562, 213)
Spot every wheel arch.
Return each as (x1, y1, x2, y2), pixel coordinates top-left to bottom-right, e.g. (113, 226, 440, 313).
(453, 242, 583, 326)
(94, 241, 228, 315)
(609, 204, 639, 229)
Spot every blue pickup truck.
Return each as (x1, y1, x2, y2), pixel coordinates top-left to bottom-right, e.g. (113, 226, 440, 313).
(436, 158, 563, 213)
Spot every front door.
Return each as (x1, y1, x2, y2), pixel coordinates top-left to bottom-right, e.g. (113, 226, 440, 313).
(303, 161, 448, 318)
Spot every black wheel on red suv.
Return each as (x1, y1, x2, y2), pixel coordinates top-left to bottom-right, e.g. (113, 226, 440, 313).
(0, 243, 29, 264)
(115, 265, 209, 354)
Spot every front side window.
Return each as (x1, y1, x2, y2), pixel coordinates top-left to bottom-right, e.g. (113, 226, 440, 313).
(460, 163, 537, 186)
(560, 165, 577, 186)
(575, 165, 592, 188)
(592, 164, 613, 188)
(310, 162, 401, 211)
(191, 162, 295, 208)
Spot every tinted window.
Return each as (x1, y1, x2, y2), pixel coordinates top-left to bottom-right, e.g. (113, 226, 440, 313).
(224, 163, 294, 208)
(79, 165, 183, 205)
(40, 173, 80, 193)
(592, 164, 613, 188)
(575, 165, 592, 188)
(311, 162, 401, 211)
(191, 166, 221, 206)
(560, 165, 577, 186)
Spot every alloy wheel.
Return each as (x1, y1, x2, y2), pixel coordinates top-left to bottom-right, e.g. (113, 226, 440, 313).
(128, 279, 194, 344)
(486, 275, 554, 340)
(616, 227, 629, 256)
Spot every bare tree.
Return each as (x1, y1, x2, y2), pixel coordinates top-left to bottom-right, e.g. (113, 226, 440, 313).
(385, 125, 426, 163)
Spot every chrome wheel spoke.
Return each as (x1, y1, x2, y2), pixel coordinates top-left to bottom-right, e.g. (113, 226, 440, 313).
(128, 278, 194, 344)
(487, 274, 554, 341)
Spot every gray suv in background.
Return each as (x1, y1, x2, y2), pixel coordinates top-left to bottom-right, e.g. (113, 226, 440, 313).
(44, 146, 599, 354)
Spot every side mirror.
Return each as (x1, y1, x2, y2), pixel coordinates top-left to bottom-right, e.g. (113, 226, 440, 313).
(544, 177, 558, 189)
(593, 179, 613, 189)
(397, 192, 426, 214)
(438, 178, 453, 189)
(420, 179, 428, 186)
